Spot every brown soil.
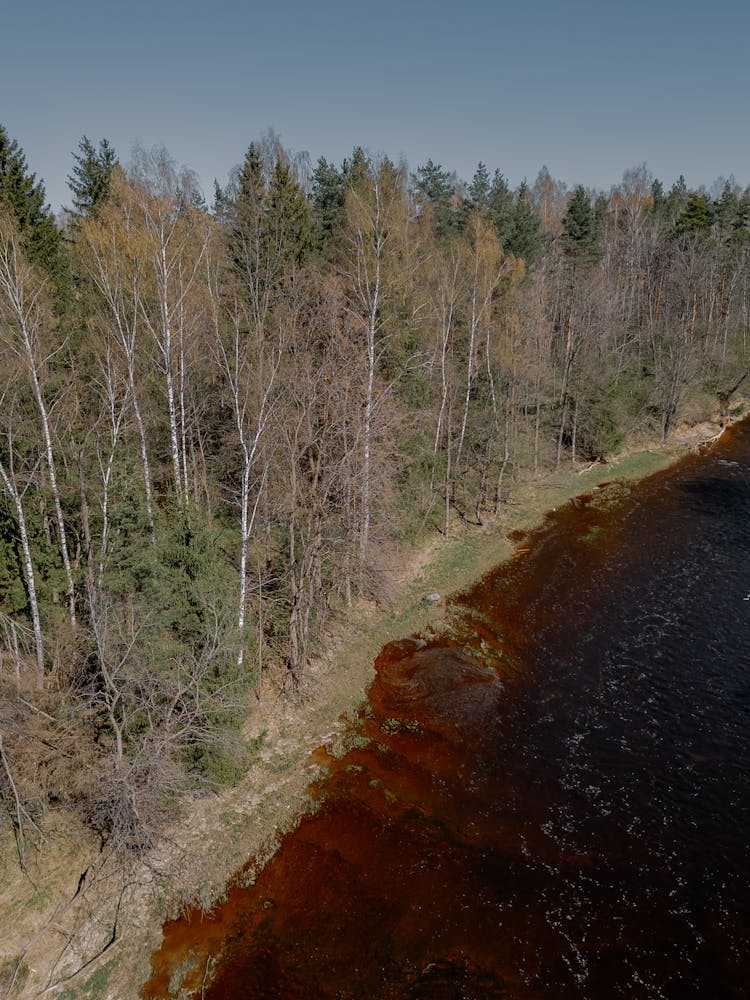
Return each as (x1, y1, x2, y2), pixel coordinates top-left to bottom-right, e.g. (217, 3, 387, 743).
(0, 407, 743, 1000)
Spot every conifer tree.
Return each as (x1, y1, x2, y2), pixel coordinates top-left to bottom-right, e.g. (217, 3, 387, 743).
(342, 146, 370, 192)
(265, 157, 315, 273)
(506, 181, 544, 264)
(561, 185, 601, 263)
(0, 124, 66, 288)
(229, 143, 268, 320)
(468, 162, 491, 211)
(675, 192, 713, 238)
(658, 175, 689, 226)
(312, 157, 345, 260)
(487, 170, 515, 248)
(414, 159, 465, 239)
(67, 135, 118, 218)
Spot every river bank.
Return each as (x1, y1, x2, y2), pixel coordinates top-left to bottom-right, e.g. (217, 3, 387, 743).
(1, 409, 744, 999)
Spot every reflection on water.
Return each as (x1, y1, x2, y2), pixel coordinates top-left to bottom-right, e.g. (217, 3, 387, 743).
(144, 422, 750, 999)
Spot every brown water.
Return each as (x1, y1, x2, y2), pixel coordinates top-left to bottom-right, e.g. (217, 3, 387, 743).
(144, 423, 750, 999)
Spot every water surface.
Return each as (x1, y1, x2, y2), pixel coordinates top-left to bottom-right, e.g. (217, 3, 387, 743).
(145, 422, 750, 998)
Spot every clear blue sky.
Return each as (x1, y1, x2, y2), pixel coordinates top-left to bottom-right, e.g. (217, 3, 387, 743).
(2, 0, 748, 212)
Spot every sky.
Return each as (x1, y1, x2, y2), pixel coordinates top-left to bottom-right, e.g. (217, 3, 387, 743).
(2, 0, 749, 213)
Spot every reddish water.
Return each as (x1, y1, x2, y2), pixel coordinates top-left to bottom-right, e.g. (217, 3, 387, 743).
(144, 424, 750, 999)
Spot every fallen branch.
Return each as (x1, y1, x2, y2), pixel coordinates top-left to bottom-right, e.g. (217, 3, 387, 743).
(697, 425, 725, 451)
(39, 884, 125, 995)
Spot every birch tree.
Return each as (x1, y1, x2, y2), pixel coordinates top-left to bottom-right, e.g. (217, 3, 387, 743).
(342, 157, 411, 566)
(136, 183, 209, 509)
(208, 265, 279, 673)
(0, 211, 76, 628)
(77, 177, 156, 535)
(0, 399, 44, 681)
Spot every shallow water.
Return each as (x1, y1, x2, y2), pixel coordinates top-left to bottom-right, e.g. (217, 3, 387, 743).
(144, 423, 750, 999)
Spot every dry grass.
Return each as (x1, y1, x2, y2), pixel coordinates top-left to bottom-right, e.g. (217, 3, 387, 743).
(1, 405, 745, 999)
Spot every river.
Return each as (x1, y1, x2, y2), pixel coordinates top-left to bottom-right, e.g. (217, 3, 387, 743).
(144, 421, 750, 998)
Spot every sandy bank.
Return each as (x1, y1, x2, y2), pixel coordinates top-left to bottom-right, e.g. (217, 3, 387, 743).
(2, 408, 745, 999)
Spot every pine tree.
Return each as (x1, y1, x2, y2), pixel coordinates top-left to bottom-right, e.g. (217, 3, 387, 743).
(561, 185, 601, 263)
(663, 175, 689, 225)
(675, 192, 713, 238)
(312, 157, 345, 260)
(487, 170, 515, 247)
(505, 181, 544, 265)
(0, 124, 66, 288)
(414, 159, 465, 239)
(651, 178, 666, 215)
(229, 143, 266, 276)
(342, 146, 370, 192)
(229, 145, 314, 317)
(265, 156, 315, 273)
(212, 180, 232, 225)
(468, 162, 491, 211)
(68, 135, 118, 218)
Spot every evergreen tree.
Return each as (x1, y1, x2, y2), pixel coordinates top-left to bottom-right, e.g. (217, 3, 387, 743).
(212, 179, 232, 226)
(662, 175, 689, 225)
(229, 144, 314, 308)
(265, 157, 315, 272)
(505, 181, 544, 265)
(229, 143, 266, 272)
(414, 159, 465, 239)
(312, 157, 345, 260)
(561, 185, 601, 263)
(414, 158, 454, 205)
(711, 182, 749, 264)
(0, 123, 66, 287)
(651, 178, 666, 215)
(487, 170, 515, 246)
(675, 192, 713, 238)
(342, 146, 371, 192)
(468, 162, 491, 211)
(67, 135, 118, 218)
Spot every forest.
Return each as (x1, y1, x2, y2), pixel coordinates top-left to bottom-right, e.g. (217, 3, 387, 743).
(1, 124, 749, 864)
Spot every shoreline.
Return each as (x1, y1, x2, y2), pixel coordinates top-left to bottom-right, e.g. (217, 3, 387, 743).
(2, 408, 745, 999)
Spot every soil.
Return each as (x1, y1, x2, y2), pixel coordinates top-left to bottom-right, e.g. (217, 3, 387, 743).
(0, 409, 743, 1000)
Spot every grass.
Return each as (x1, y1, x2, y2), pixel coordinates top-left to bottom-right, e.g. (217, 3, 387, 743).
(57, 958, 118, 1000)
(8, 408, 745, 1000)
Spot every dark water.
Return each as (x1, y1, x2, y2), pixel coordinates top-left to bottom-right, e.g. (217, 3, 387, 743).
(144, 423, 750, 999)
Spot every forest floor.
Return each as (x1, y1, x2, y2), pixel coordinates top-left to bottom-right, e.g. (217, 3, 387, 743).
(1, 406, 745, 1000)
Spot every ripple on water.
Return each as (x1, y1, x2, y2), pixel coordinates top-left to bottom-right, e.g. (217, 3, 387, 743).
(144, 421, 750, 999)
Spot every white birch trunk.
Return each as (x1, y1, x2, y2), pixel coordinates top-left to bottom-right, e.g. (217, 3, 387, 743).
(0, 226, 76, 627)
(0, 455, 44, 679)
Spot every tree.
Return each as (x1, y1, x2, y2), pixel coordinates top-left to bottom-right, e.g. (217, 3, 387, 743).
(207, 261, 279, 674)
(0, 124, 66, 290)
(68, 135, 118, 218)
(343, 158, 411, 569)
(487, 170, 515, 245)
(0, 210, 77, 628)
(0, 393, 45, 680)
(75, 175, 157, 537)
(468, 162, 491, 212)
(505, 181, 544, 265)
(676, 192, 713, 238)
(414, 159, 465, 239)
(653, 174, 689, 227)
(312, 157, 345, 260)
(561, 186, 601, 264)
(532, 165, 567, 234)
(229, 143, 269, 328)
(265, 157, 315, 274)
(229, 143, 314, 322)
